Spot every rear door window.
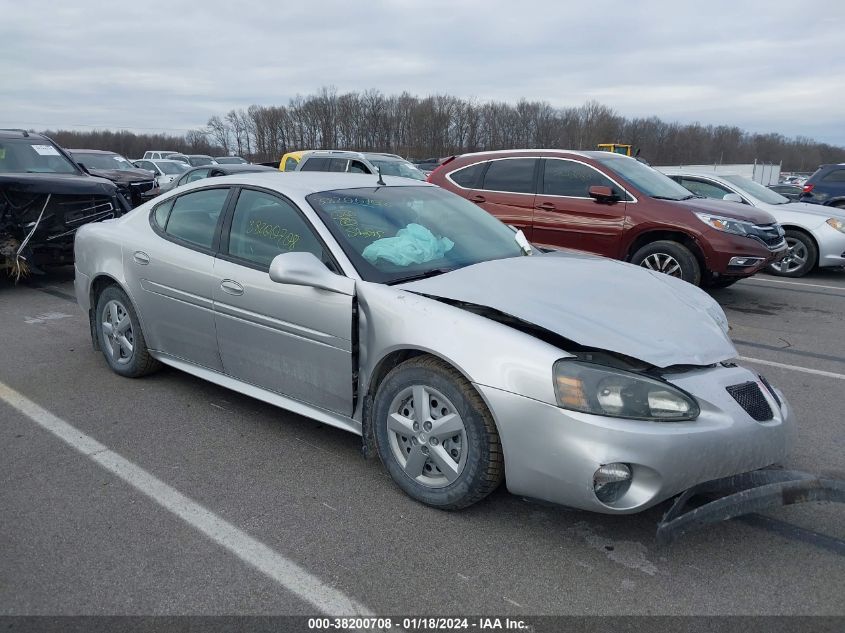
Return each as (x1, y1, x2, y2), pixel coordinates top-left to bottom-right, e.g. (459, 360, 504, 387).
(300, 157, 329, 171)
(480, 159, 537, 194)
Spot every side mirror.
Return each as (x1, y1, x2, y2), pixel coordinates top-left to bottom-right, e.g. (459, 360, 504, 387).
(269, 252, 355, 296)
(588, 185, 617, 203)
(722, 193, 744, 204)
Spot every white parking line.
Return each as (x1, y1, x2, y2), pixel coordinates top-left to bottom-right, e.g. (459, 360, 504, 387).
(742, 278, 845, 292)
(0, 380, 373, 616)
(738, 356, 845, 380)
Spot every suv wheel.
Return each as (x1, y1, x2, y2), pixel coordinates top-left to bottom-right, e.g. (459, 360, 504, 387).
(631, 240, 701, 285)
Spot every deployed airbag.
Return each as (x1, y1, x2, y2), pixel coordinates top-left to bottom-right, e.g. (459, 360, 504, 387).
(362, 223, 454, 266)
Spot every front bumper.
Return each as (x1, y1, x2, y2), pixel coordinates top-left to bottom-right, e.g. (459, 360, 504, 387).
(815, 221, 845, 268)
(477, 363, 793, 514)
(701, 229, 787, 277)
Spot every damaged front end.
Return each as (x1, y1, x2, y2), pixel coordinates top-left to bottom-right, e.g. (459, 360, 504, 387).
(0, 174, 128, 279)
(657, 468, 845, 545)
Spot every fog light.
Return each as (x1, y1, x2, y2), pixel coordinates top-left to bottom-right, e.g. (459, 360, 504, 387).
(728, 256, 764, 267)
(593, 463, 632, 503)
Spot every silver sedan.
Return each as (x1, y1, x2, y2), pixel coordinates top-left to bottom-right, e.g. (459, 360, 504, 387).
(74, 172, 793, 513)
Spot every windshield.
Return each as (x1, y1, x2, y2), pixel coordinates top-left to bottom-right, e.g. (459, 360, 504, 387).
(189, 156, 214, 166)
(156, 161, 188, 175)
(0, 138, 79, 174)
(593, 154, 694, 200)
(71, 152, 135, 171)
(721, 174, 789, 205)
(307, 186, 525, 284)
(369, 159, 427, 181)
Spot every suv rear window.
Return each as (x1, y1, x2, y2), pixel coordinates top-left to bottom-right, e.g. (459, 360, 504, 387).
(821, 169, 845, 183)
(480, 159, 537, 194)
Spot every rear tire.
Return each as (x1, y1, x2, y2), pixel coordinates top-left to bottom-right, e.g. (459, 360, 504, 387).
(631, 240, 701, 286)
(766, 229, 817, 277)
(95, 285, 160, 378)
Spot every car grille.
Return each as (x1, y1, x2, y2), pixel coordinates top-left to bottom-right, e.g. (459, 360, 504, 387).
(748, 223, 786, 249)
(129, 180, 156, 194)
(726, 381, 774, 422)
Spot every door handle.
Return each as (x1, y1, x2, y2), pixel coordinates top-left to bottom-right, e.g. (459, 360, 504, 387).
(469, 194, 486, 203)
(133, 251, 150, 265)
(536, 202, 557, 211)
(220, 279, 244, 296)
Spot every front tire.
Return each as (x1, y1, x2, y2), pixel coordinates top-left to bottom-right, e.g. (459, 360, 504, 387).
(767, 229, 817, 277)
(631, 240, 701, 285)
(373, 356, 504, 510)
(95, 285, 160, 377)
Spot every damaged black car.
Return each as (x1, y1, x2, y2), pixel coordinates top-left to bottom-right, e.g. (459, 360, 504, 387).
(68, 149, 159, 208)
(0, 130, 129, 278)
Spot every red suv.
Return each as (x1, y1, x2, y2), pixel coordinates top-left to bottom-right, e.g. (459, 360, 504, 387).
(429, 150, 787, 287)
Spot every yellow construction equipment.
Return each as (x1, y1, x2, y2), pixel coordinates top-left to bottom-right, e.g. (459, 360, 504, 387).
(597, 143, 633, 156)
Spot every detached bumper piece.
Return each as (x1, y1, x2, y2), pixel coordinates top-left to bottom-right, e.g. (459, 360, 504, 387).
(656, 469, 845, 545)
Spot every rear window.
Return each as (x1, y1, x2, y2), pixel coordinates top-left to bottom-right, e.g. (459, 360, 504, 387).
(821, 169, 845, 183)
(480, 158, 537, 194)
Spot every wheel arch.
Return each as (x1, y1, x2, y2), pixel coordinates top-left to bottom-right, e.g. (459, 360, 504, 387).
(780, 225, 820, 267)
(88, 274, 125, 350)
(360, 348, 502, 459)
(625, 229, 707, 271)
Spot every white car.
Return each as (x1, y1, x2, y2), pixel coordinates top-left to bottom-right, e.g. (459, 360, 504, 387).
(132, 159, 190, 192)
(661, 170, 845, 277)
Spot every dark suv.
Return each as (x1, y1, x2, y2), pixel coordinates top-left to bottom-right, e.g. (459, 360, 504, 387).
(429, 150, 786, 287)
(0, 130, 128, 276)
(800, 164, 845, 209)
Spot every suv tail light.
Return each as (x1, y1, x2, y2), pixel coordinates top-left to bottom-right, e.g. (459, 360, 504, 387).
(426, 156, 456, 182)
(802, 183, 814, 193)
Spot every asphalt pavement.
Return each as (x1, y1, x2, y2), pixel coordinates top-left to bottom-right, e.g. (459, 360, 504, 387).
(1, 266, 843, 618)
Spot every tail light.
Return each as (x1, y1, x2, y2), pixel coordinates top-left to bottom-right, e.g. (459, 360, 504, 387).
(802, 183, 814, 193)
(426, 156, 456, 182)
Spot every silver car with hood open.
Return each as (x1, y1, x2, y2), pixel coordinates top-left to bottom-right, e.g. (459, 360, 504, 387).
(74, 172, 793, 515)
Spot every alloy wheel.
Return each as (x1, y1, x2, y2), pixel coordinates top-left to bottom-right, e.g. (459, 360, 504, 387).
(771, 237, 808, 274)
(387, 385, 468, 488)
(640, 253, 683, 277)
(101, 299, 135, 365)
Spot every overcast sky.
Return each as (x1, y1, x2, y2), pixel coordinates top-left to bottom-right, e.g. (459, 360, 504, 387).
(2, 0, 843, 145)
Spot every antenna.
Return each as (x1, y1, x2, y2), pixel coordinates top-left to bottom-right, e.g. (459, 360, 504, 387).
(376, 166, 386, 186)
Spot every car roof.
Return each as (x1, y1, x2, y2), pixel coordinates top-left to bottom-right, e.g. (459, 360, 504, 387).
(145, 158, 187, 164)
(452, 148, 596, 160)
(183, 164, 274, 174)
(363, 153, 407, 162)
(168, 170, 434, 197)
(0, 129, 49, 140)
(659, 169, 742, 179)
(68, 149, 119, 154)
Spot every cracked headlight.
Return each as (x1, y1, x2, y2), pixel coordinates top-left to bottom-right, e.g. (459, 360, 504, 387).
(694, 212, 754, 236)
(826, 218, 845, 234)
(554, 360, 700, 421)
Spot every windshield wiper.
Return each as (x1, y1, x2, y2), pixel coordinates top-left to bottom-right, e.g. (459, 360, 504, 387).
(651, 195, 685, 201)
(388, 268, 454, 285)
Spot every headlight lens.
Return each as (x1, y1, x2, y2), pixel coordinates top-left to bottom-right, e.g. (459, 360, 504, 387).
(826, 218, 845, 233)
(553, 360, 700, 421)
(694, 212, 754, 236)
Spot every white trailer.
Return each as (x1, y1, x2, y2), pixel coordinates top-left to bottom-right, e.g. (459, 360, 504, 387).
(653, 161, 781, 185)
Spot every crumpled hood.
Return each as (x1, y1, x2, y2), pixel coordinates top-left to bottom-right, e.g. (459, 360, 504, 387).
(673, 197, 776, 224)
(0, 172, 118, 196)
(400, 252, 737, 368)
(86, 168, 156, 184)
